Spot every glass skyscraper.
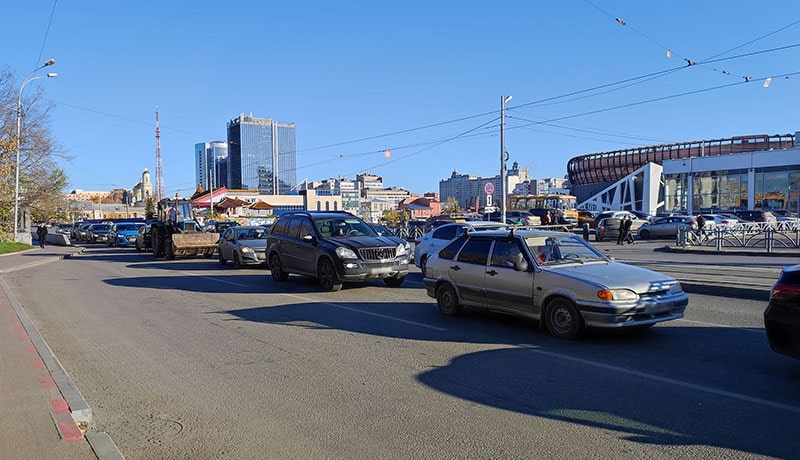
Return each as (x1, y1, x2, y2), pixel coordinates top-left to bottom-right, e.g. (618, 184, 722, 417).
(195, 141, 228, 190)
(227, 114, 297, 194)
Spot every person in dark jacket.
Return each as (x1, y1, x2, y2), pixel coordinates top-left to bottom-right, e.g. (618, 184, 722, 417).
(36, 222, 48, 249)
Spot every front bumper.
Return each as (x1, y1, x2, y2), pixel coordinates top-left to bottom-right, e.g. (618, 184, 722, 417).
(578, 293, 689, 328)
(341, 257, 409, 281)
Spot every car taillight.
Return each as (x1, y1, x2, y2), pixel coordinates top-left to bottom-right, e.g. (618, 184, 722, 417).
(771, 283, 800, 299)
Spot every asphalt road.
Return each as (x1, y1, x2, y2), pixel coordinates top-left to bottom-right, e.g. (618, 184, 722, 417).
(6, 244, 799, 459)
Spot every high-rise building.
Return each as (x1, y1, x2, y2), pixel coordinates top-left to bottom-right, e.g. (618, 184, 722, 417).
(195, 141, 229, 190)
(227, 113, 297, 194)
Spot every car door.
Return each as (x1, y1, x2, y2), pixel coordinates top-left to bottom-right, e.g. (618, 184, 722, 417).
(449, 236, 492, 308)
(219, 229, 234, 260)
(293, 218, 318, 276)
(484, 239, 534, 314)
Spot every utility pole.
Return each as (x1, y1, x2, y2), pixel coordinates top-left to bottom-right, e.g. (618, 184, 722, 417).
(500, 95, 512, 223)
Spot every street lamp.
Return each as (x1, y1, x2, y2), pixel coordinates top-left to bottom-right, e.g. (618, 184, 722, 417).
(15, 59, 56, 242)
(500, 95, 512, 223)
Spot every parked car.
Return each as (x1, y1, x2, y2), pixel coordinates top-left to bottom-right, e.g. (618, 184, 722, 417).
(57, 223, 73, 235)
(266, 211, 411, 291)
(637, 216, 696, 239)
(77, 222, 94, 242)
(593, 210, 638, 228)
(700, 214, 736, 227)
(218, 225, 270, 268)
(506, 211, 537, 226)
(577, 210, 598, 228)
(595, 216, 646, 242)
(205, 220, 239, 234)
(86, 224, 111, 244)
(733, 210, 777, 223)
(108, 222, 145, 247)
(422, 229, 688, 340)
(134, 224, 151, 252)
(764, 264, 800, 360)
(367, 223, 394, 237)
(414, 221, 511, 276)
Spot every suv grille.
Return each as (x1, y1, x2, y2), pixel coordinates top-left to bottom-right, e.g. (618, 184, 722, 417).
(359, 247, 396, 261)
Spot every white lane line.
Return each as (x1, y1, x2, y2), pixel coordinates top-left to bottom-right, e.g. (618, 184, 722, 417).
(677, 318, 765, 333)
(525, 346, 800, 414)
(283, 293, 447, 331)
(179, 271, 249, 287)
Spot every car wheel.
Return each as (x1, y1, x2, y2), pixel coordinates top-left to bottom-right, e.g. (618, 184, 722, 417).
(383, 275, 405, 287)
(318, 258, 342, 292)
(219, 251, 226, 266)
(436, 283, 463, 316)
(545, 298, 583, 340)
(233, 253, 242, 269)
(270, 253, 289, 282)
(639, 229, 651, 240)
(420, 255, 428, 277)
(165, 240, 175, 260)
(595, 233, 603, 242)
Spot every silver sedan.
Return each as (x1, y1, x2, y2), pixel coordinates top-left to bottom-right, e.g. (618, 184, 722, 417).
(218, 225, 269, 268)
(422, 229, 688, 340)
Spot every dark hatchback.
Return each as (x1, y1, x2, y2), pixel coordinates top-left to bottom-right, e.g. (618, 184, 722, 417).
(266, 211, 411, 291)
(764, 264, 800, 360)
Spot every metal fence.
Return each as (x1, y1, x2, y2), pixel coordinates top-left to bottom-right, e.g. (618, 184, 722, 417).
(677, 222, 800, 252)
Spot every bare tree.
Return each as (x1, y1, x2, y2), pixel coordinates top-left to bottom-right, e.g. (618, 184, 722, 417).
(0, 67, 69, 239)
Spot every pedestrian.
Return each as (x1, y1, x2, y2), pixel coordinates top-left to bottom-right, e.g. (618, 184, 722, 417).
(36, 222, 48, 249)
(617, 216, 628, 245)
(542, 210, 552, 226)
(695, 214, 706, 241)
(624, 217, 636, 244)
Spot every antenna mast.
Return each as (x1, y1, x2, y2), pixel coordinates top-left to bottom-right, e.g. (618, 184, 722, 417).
(155, 106, 165, 201)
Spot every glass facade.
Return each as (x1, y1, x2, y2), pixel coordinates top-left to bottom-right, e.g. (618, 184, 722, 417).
(227, 115, 296, 194)
(664, 166, 800, 214)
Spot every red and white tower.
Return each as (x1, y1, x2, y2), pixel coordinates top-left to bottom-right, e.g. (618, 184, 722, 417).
(154, 106, 165, 201)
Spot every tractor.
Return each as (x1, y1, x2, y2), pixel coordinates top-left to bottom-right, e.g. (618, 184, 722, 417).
(150, 197, 219, 260)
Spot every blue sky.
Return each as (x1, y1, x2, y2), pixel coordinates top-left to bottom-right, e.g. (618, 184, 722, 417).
(5, 1, 799, 197)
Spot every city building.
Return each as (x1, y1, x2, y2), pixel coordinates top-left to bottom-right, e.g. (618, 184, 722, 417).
(131, 169, 153, 205)
(438, 160, 528, 210)
(227, 113, 297, 195)
(356, 173, 384, 195)
(568, 132, 799, 215)
(195, 141, 228, 190)
(399, 195, 441, 220)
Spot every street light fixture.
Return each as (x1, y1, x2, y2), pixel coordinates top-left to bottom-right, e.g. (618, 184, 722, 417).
(14, 59, 56, 242)
(500, 95, 512, 224)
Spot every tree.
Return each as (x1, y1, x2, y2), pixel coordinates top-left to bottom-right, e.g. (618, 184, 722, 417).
(382, 209, 402, 225)
(144, 197, 155, 219)
(442, 197, 460, 215)
(0, 67, 68, 240)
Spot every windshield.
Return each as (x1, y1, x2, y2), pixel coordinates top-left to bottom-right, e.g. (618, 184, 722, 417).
(315, 218, 377, 238)
(524, 234, 607, 265)
(116, 224, 139, 231)
(235, 227, 268, 240)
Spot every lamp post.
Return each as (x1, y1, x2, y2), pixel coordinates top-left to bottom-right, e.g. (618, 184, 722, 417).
(15, 59, 56, 242)
(500, 95, 512, 223)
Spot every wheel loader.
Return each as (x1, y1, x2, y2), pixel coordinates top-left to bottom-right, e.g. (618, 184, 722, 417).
(150, 198, 219, 259)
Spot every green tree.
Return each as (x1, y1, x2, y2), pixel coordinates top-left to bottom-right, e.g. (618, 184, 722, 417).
(442, 197, 460, 215)
(0, 68, 68, 239)
(144, 197, 155, 219)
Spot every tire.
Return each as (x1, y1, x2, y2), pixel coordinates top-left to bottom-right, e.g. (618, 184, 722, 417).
(165, 239, 175, 260)
(436, 283, 462, 316)
(595, 233, 604, 242)
(270, 253, 289, 282)
(318, 258, 342, 292)
(135, 241, 142, 252)
(639, 229, 651, 240)
(545, 298, 583, 340)
(233, 253, 242, 269)
(420, 255, 428, 277)
(383, 275, 405, 287)
(219, 251, 226, 266)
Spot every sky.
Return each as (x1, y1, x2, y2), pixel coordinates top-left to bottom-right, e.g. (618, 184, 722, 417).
(4, 1, 799, 198)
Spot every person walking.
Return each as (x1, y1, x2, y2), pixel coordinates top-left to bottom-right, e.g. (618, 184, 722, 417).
(616, 216, 628, 245)
(36, 222, 48, 249)
(624, 217, 636, 244)
(695, 214, 706, 242)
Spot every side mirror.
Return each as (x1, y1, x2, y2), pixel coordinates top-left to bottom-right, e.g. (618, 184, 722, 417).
(302, 234, 316, 243)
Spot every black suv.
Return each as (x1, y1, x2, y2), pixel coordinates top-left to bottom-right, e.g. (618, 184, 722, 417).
(266, 211, 411, 291)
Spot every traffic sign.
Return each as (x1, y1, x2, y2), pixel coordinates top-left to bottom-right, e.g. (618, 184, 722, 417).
(484, 182, 495, 195)
(486, 194, 493, 206)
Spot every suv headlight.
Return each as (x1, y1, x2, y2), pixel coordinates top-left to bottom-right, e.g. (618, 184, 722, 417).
(240, 246, 254, 253)
(597, 289, 639, 301)
(396, 242, 409, 255)
(335, 247, 359, 259)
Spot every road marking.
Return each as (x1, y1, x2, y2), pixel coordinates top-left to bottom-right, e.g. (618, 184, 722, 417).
(178, 271, 249, 287)
(525, 346, 800, 414)
(677, 318, 765, 333)
(283, 293, 447, 331)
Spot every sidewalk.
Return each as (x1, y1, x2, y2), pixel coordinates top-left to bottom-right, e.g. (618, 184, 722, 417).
(0, 244, 123, 460)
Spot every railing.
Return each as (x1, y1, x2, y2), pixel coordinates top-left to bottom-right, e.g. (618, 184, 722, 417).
(677, 222, 800, 252)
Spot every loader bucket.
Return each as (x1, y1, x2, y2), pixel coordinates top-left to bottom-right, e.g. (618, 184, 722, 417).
(171, 232, 220, 256)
